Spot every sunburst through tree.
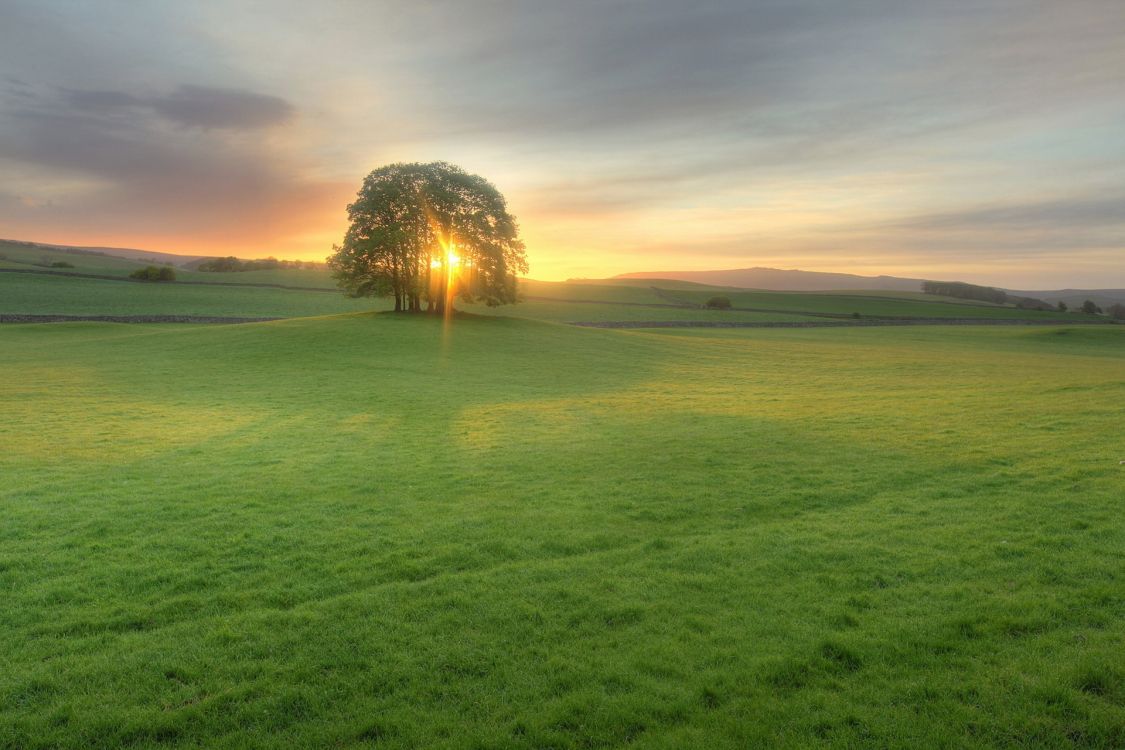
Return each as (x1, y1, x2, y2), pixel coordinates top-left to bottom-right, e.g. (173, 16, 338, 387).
(329, 162, 528, 316)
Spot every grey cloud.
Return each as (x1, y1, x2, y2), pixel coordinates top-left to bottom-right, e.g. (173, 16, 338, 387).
(0, 88, 330, 243)
(64, 89, 143, 109)
(382, 1, 886, 137)
(363, 0, 1123, 146)
(889, 197, 1125, 232)
(63, 85, 294, 130)
(149, 86, 294, 129)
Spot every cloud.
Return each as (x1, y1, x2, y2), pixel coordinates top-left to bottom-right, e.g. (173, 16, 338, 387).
(63, 85, 294, 130)
(888, 196, 1125, 232)
(0, 82, 340, 253)
(0, 0, 1123, 284)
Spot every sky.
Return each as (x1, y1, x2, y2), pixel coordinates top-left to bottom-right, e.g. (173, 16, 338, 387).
(1, 1, 1123, 287)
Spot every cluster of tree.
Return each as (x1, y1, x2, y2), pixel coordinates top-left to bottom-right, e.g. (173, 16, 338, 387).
(329, 162, 528, 314)
(129, 265, 176, 282)
(1108, 303, 1125, 320)
(29, 255, 77, 268)
(1014, 296, 1054, 311)
(705, 296, 732, 309)
(1082, 299, 1103, 315)
(922, 280, 1008, 304)
(196, 257, 324, 272)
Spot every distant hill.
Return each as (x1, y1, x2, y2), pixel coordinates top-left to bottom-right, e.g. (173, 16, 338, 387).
(0, 238, 206, 267)
(613, 267, 924, 292)
(1003, 288, 1125, 309)
(7, 238, 1123, 307)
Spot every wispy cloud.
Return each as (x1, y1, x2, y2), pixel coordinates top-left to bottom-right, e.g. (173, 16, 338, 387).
(887, 196, 1125, 232)
(63, 85, 295, 130)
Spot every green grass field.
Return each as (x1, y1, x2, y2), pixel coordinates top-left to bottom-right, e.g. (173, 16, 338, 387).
(462, 299, 818, 324)
(0, 242, 156, 276)
(0, 241, 338, 288)
(3, 269, 1096, 325)
(660, 288, 1081, 320)
(0, 274, 385, 318)
(2, 314, 1123, 748)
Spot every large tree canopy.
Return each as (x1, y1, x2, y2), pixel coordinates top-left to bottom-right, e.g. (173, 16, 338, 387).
(329, 162, 528, 315)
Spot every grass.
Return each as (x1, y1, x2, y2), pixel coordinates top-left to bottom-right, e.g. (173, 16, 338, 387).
(1, 315, 1123, 748)
(661, 288, 1083, 320)
(0, 241, 155, 276)
(0, 273, 385, 318)
(9, 270, 1100, 325)
(657, 285, 1075, 319)
(0, 240, 338, 288)
(462, 299, 818, 323)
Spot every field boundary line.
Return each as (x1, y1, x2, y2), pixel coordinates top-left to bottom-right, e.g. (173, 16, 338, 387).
(0, 267, 337, 292)
(0, 314, 281, 324)
(572, 319, 1113, 329)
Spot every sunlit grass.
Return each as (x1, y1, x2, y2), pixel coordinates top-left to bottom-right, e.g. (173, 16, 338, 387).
(1, 316, 1122, 748)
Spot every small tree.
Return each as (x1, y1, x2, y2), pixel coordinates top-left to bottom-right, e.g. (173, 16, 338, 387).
(1108, 303, 1125, 320)
(1056, 301, 1068, 312)
(705, 296, 732, 309)
(130, 265, 176, 282)
(1081, 299, 1102, 315)
(1016, 297, 1052, 310)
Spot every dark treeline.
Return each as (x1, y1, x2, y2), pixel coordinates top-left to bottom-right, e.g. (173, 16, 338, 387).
(922, 280, 1009, 304)
(1015, 296, 1054, 311)
(129, 265, 176, 282)
(197, 257, 325, 272)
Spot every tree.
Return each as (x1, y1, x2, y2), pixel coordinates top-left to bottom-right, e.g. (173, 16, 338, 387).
(129, 265, 176, 282)
(1108, 303, 1125, 320)
(1056, 301, 1068, 312)
(1081, 299, 1102, 315)
(922, 280, 1008, 304)
(329, 162, 528, 315)
(1015, 296, 1052, 310)
(705, 296, 732, 309)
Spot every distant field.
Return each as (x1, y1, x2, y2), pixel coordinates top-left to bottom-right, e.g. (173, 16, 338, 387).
(0, 241, 337, 288)
(4, 269, 1111, 326)
(0, 273, 385, 318)
(1, 316, 1122, 748)
(518, 279, 686, 304)
(661, 288, 1082, 320)
(1, 242, 1106, 325)
(0, 241, 156, 276)
(463, 299, 819, 324)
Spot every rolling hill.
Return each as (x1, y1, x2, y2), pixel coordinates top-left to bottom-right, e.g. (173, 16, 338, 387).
(5, 237, 1124, 311)
(612, 267, 925, 291)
